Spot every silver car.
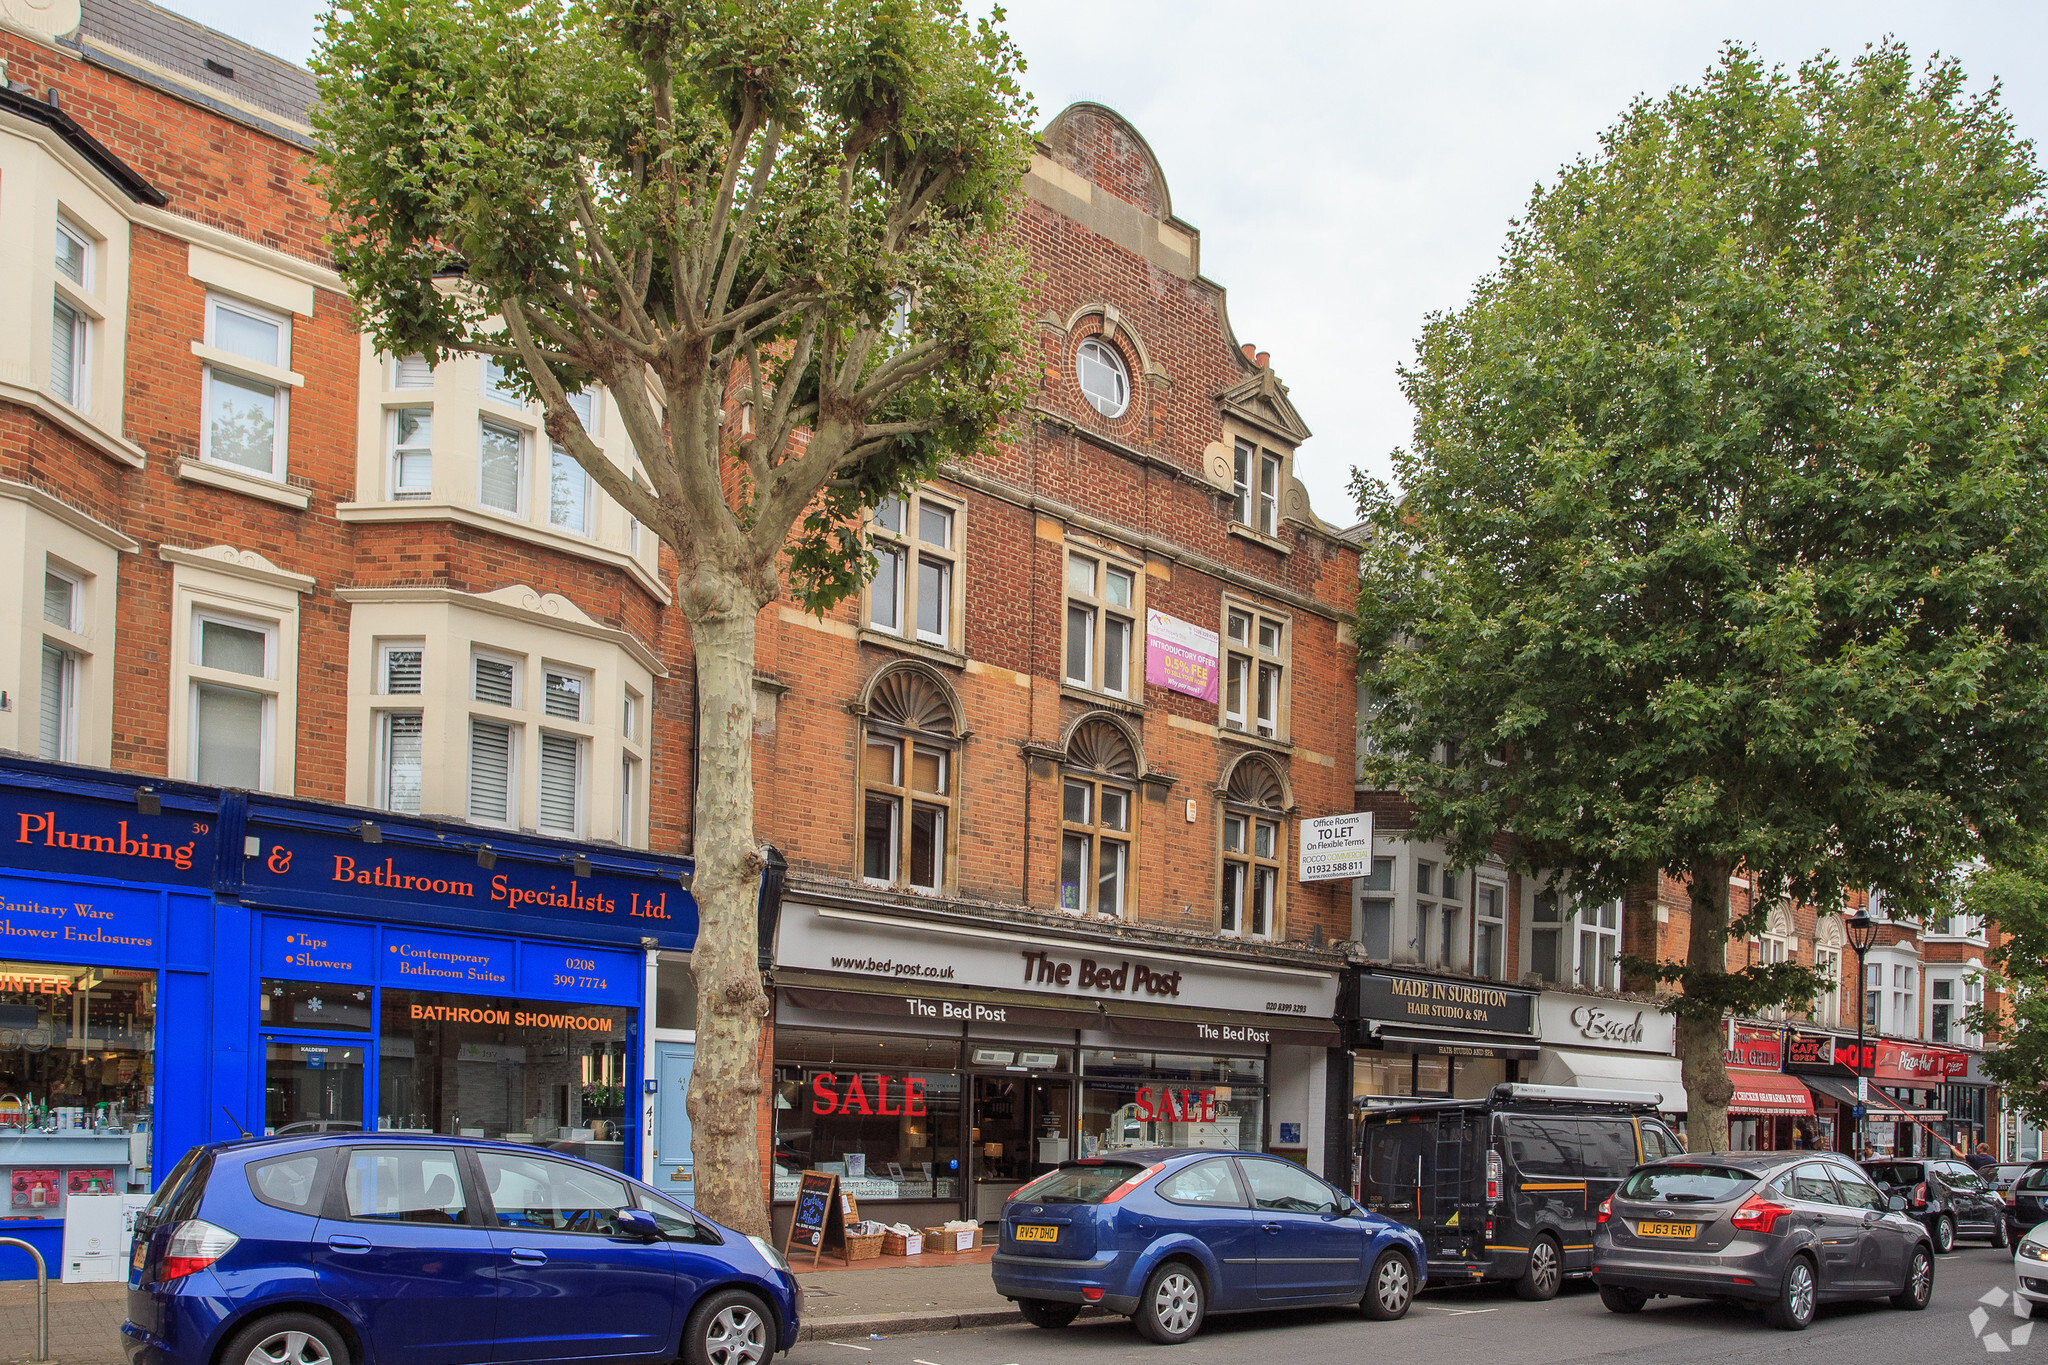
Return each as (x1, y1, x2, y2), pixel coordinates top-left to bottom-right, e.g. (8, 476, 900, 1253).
(1592, 1151, 1934, 1330)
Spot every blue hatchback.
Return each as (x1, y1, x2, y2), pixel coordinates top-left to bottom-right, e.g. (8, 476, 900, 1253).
(990, 1149, 1426, 1343)
(122, 1135, 799, 1365)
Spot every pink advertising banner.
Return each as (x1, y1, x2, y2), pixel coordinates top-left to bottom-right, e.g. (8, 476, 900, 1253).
(1145, 609, 1220, 703)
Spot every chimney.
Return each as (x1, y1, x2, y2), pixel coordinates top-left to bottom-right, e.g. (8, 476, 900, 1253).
(1241, 343, 1257, 362)
(1255, 351, 1270, 369)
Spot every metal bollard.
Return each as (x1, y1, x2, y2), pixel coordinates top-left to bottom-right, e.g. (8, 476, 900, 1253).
(0, 1236, 50, 1361)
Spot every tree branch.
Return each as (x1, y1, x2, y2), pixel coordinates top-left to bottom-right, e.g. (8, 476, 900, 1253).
(708, 117, 783, 325)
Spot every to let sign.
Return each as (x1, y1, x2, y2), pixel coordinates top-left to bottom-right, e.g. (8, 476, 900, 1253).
(1299, 812, 1373, 882)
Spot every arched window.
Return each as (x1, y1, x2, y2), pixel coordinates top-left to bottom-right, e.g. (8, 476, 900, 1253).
(1060, 718, 1138, 917)
(860, 667, 958, 893)
(1220, 756, 1287, 940)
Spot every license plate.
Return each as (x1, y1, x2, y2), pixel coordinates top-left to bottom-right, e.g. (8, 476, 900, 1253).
(1015, 1224, 1060, 1243)
(1636, 1221, 1697, 1239)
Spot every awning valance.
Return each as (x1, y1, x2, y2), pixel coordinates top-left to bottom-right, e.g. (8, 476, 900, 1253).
(1528, 1048, 1688, 1113)
(1728, 1069, 1814, 1116)
(1804, 1075, 1947, 1121)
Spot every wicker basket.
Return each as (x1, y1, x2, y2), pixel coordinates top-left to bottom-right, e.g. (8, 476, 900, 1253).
(843, 1228, 886, 1261)
(881, 1230, 922, 1257)
(922, 1225, 983, 1253)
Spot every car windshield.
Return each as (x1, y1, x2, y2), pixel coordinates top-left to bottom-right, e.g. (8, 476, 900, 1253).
(1618, 1164, 1756, 1203)
(1011, 1162, 1143, 1205)
(1865, 1163, 1924, 1187)
(2019, 1167, 2048, 1193)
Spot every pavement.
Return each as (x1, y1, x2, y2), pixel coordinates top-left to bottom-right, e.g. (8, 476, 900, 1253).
(0, 1245, 1033, 1363)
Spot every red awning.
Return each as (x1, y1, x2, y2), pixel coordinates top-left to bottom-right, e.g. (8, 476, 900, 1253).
(1728, 1069, 1814, 1116)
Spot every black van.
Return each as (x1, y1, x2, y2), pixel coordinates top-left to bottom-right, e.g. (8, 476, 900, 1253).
(1354, 1083, 1684, 1301)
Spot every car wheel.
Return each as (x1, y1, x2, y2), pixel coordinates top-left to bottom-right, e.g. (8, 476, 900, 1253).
(1889, 1244, 1933, 1311)
(683, 1289, 774, 1365)
(1995, 1216, 2012, 1249)
(1514, 1235, 1562, 1302)
(1134, 1261, 1205, 1345)
(1017, 1299, 1082, 1330)
(1362, 1249, 1415, 1321)
(221, 1314, 351, 1365)
(1934, 1214, 1956, 1254)
(1763, 1256, 1816, 1332)
(1598, 1285, 1648, 1314)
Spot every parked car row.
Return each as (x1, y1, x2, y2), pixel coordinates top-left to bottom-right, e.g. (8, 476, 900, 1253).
(993, 1085, 1995, 1343)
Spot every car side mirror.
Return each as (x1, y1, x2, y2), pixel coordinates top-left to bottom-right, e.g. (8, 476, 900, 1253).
(1887, 1195, 1908, 1212)
(616, 1208, 662, 1241)
(1350, 1200, 1369, 1219)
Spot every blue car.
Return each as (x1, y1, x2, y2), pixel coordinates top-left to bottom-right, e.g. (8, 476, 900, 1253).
(990, 1148, 1427, 1343)
(122, 1134, 799, 1365)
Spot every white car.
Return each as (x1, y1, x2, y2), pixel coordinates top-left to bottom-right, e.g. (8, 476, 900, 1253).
(2016, 1224, 2048, 1316)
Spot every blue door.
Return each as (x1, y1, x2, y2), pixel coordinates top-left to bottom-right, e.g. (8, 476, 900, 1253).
(477, 1149, 677, 1361)
(653, 1042, 695, 1205)
(312, 1146, 499, 1365)
(1148, 1157, 1261, 1311)
(1238, 1157, 1369, 1302)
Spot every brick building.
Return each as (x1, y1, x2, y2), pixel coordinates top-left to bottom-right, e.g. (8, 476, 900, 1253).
(754, 103, 1363, 1232)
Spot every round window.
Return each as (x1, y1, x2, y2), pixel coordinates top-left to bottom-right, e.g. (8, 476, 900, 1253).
(1076, 336, 1130, 419)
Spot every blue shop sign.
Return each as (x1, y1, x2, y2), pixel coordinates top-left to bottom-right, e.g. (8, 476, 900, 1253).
(519, 942, 639, 1003)
(240, 805, 694, 951)
(0, 785, 218, 889)
(383, 929, 514, 991)
(0, 873, 164, 969)
(262, 918, 376, 982)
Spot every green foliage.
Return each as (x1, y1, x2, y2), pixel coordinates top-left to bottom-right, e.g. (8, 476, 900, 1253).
(312, 0, 1035, 612)
(1355, 42, 2048, 1012)
(1963, 840, 2048, 1122)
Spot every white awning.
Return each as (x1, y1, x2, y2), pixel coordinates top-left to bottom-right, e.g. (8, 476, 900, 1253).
(1530, 1048, 1688, 1113)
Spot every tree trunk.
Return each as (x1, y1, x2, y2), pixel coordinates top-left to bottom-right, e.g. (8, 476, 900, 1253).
(682, 577, 772, 1236)
(1678, 857, 1736, 1152)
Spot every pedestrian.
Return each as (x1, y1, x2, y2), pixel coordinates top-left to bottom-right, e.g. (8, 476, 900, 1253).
(1970, 1140, 1997, 1171)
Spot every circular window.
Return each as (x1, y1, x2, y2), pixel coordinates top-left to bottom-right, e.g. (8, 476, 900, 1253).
(1076, 336, 1130, 419)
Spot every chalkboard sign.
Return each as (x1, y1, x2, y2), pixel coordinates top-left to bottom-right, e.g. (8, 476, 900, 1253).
(782, 1171, 841, 1267)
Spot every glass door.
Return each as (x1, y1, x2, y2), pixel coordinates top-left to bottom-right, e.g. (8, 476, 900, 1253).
(263, 1037, 367, 1135)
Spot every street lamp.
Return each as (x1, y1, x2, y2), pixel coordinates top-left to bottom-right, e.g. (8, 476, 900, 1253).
(1846, 910, 1880, 1156)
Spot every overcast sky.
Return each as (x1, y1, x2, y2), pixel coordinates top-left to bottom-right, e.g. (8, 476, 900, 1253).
(161, 0, 2048, 525)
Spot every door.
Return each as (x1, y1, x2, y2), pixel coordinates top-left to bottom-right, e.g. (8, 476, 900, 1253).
(265, 1037, 367, 1134)
(1238, 1156, 1368, 1302)
(652, 1043, 695, 1205)
(1832, 1165, 1906, 1289)
(1150, 1158, 1260, 1312)
(1940, 1162, 1995, 1232)
(476, 1148, 677, 1361)
(311, 1145, 499, 1365)
(1573, 1119, 1640, 1270)
(1790, 1163, 1860, 1291)
(973, 1076, 1032, 1218)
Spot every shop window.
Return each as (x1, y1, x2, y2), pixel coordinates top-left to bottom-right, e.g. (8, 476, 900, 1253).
(1475, 881, 1507, 980)
(1059, 719, 1138, 917)
(261, 979, 372, 1031)
(549, 446, 590, 535)
(864, 490, 962, 648)
(1219, 756, 1287, 939)
(390, 408, 432, 500)
(1221, 603, 1289, 737)
(200, 294, 292, 479)
(1063, 552, 1139, 696)
(858, 667, 959, 893)
(1080, 1049, 1264, 1156)
(771, 1030, 964, 1202)
(0, 964, 156, 1210)
(379, 990, 634, 1167)
(1357, 857, 1394, 959)
(191, 613, 277, 789)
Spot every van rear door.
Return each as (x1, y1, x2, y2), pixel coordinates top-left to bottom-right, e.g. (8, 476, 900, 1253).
(1360, 1111, 1485, 1265)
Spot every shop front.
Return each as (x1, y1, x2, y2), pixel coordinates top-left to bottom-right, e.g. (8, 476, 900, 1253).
(1720, 1025, 1819, 1151)
(1347, 969, 1539, 1111)
(1528, 991, 1684, 1120)
(1786, 1031, 1959, 1158)
(0, 765, 221, 1279)
(769, 891, 1343, 1236)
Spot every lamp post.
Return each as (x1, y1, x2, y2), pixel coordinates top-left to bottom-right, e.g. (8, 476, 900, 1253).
(1845, 910, 1880, 1157)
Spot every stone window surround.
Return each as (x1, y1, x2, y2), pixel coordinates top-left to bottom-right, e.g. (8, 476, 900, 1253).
(162, 545, 312, 794)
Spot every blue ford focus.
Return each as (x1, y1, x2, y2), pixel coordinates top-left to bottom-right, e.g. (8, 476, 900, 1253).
(991, 1149, 1426, 1343)
(122, 1135, 799, 1365)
